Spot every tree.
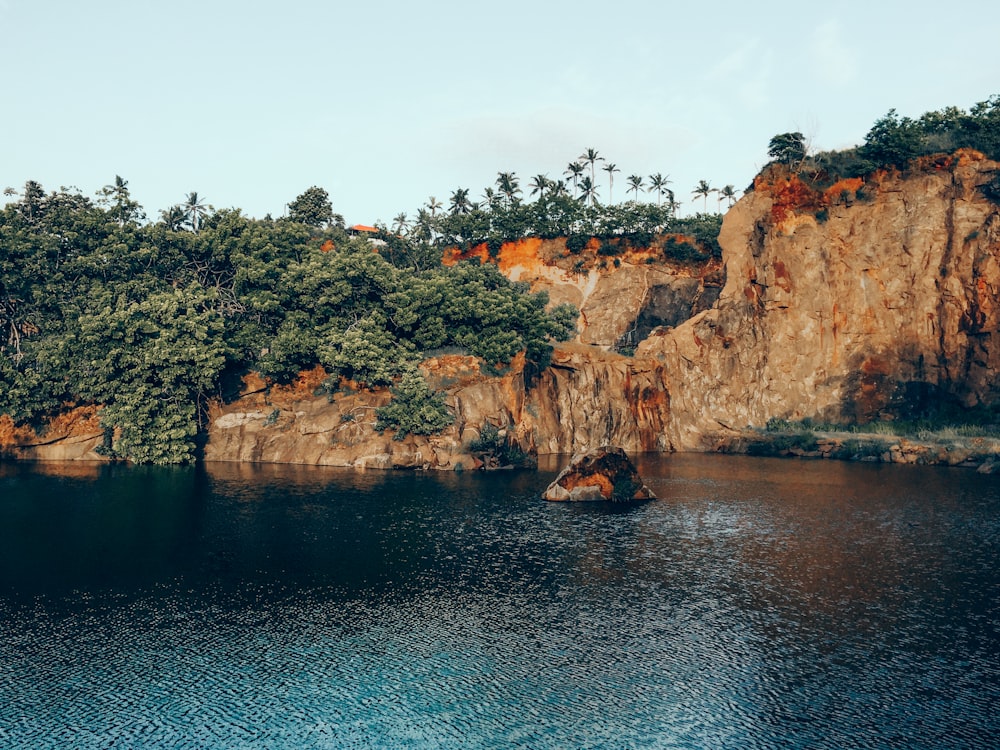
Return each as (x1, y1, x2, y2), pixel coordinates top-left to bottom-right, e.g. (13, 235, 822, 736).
(529, 174, 551, 199)
(425, 196, 444, 218)
(392, 212, 409, 235)
(374, 368, 454, 439)
(182, 192, 213, 233)
(549, 180, 569, 198)
(288, 186, 335, 227)
(648, 173, 671, 206)
(767, 132, 807, 165)
(495, 172, 521, 207)
(602, 162, 620, 203)
(859, 110, 922, 169)
(626, 175, 644, 202)
(579, 176, 599, 207)
(579, 147, 603, 184)
(692, 180, 713, 211)
(97, 175, 144, 227)
(159, 205, 187, 231)
(720, 184, 737, 208)
(564, 162, 585, 197)
(449, 188, 471, 215)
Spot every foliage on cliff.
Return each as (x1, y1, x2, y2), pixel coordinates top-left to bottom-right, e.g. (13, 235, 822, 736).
(0, 183, 572, 463)
(768, 96, 1000, 184)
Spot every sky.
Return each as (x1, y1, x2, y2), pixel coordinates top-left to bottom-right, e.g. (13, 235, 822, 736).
(2, 0, 999, 225)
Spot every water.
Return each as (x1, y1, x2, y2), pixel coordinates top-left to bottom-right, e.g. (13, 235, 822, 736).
(1, 455, 998, 749)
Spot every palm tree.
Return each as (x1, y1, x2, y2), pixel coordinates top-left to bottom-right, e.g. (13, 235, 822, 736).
(626, 175, 644, 202)
(496, 172, 521, 206)
(665, 189, 679, 216)
(392, 212, 409, 235)
(481, 187, 500, 211)
(183, 192, 212, 233)
(564, 162, 585, 197)
(602, 162, 620, 203)
(425, 196, 444, 218)
(529, 174, 550, 199)
(579, 148, 603, 184)
(159, 205, 186, 231)
(648, 173, 671, 206)
(720, 184, 738, 208)
(549, 180, 569, 197)
(413, 208, 434, 241)
(449, 188, 471, 215)
(578, 176, 599, 206)
(692, 180, 712, 212)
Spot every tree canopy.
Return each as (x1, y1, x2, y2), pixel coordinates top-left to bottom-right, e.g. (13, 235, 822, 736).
(0, 183, 573, 463)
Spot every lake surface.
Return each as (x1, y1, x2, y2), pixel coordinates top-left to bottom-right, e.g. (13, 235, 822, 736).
(1, 455, 998, 749)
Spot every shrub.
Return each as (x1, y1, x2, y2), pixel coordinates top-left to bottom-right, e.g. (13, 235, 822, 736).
(374, 369, 454, 440)
(566, 235, 588, 254)
(467, 422, 527, 466)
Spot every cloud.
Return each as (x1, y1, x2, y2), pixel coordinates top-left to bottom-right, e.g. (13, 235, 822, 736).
(811, 20, 859, 87)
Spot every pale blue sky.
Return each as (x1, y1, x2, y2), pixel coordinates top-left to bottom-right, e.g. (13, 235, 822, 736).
(2, 1, 998, 224)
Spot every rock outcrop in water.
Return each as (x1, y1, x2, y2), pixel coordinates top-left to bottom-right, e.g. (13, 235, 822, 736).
(542, 446, 656, 502)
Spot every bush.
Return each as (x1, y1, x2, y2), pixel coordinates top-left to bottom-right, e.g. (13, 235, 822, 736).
(566, 235, 588, 254)
(374, 369, 454, 439)
(466, 422, 527, 466)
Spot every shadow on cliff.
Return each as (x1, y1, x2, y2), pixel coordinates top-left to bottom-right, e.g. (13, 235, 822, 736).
(837, 345, 1000, 425)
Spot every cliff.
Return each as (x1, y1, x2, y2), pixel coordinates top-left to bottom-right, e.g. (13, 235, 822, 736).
(8, 152, 999, 468)
(643, 151, 1000, 449)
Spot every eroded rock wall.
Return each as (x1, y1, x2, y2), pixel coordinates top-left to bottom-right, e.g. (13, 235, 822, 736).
(640, 153, 1000, 448)
(204, 347, 673, 468)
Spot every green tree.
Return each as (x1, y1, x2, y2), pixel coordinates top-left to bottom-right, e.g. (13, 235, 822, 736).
(767, 132, 807, 164)
(626, 174, 644, 202)
(648, 173, 671, 206)
(692, 180, 713, 211)
(495, 172, 521, 207)
(288, 186, 335, 227)
(374, 368, 454, 439)
(564, 162, 585, 197)
(449, 188, 471, 215)
(529, 174, 551, 199)
(579, 147, 603, 185)
(578, 176, 599, 207)
(97, 175, 144, 227)
(182, 192, 213, 233)
(859, 110, 922, 169)
(602, 162, 620, 203)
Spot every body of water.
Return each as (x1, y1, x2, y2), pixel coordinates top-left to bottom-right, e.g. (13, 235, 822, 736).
(1, 455, 998, 749)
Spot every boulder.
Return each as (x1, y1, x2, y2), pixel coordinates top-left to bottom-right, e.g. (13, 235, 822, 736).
(542, 446, 656, 502)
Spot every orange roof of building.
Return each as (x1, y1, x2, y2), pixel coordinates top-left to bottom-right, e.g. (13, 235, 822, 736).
(350, 224, 378, 233)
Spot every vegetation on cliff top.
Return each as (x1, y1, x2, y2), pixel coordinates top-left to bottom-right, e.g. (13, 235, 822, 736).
(0, 183, 573, 463)
(766, 96, 1000, 187)
(374, 146, 730, 262)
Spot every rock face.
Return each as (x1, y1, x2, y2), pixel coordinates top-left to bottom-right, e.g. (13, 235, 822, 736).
(542, 447, 656, 502)
(641, 152, 1000, 449)
(444, 237, 721, 348)
(204, 348, 674, 469)
(9, 153, 999, 469)
(204, 153, 1000, 467)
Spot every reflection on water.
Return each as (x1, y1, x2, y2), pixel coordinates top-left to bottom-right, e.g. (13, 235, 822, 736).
(0, 455, 998, 749)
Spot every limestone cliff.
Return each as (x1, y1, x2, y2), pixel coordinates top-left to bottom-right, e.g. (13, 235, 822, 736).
(9, 152, 999, 468)
(182, 152, 1000, 466)
(205, 346, 673, 469)
(642, 151, 1000, 449)
(444, 237, 721, 348)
